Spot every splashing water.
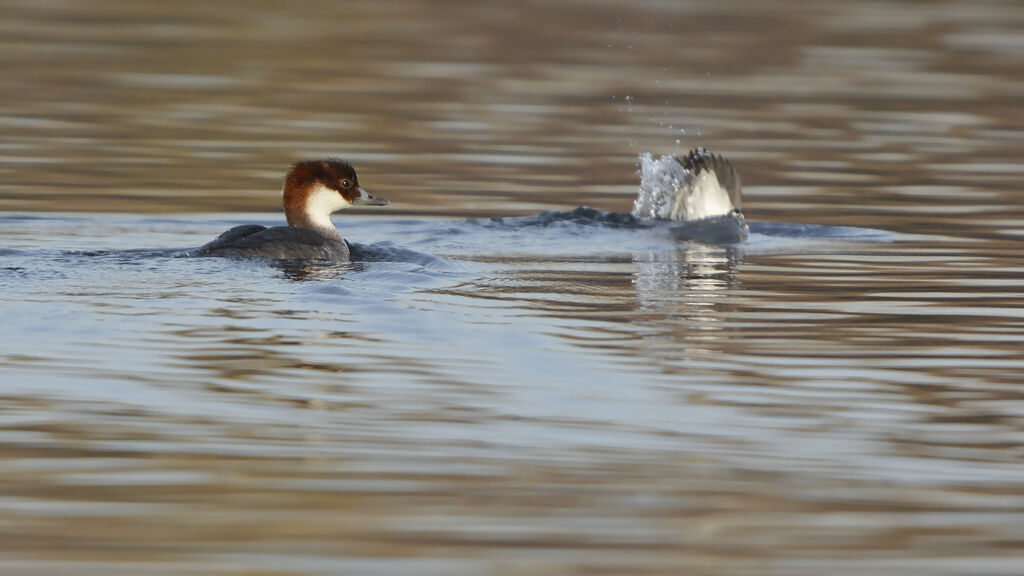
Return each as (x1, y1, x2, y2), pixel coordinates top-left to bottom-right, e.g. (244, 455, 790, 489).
(631, 150, 740, 222)
(632, 151, 684, 220)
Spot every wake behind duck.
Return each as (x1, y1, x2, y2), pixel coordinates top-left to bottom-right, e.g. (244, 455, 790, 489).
(480, 147, 749, 245)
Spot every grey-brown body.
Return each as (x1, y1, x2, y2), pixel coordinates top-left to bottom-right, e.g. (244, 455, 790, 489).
(193, 224, 350, 260)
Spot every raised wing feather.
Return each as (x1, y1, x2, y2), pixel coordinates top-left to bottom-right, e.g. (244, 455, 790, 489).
(678, 148, 742, 211)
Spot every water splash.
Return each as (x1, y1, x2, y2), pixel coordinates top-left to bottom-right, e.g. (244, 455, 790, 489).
(631, 150, 740, 223)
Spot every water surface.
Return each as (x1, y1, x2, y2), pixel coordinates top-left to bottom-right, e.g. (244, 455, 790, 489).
(2, 0, 1024, 574)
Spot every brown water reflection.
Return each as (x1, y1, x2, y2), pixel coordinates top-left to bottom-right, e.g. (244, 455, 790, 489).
(2, 0, 1024, 574)
(3, 0, 1019, 227)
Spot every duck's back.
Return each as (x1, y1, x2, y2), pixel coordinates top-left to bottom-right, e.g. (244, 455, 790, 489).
(193, 225, 351, 260)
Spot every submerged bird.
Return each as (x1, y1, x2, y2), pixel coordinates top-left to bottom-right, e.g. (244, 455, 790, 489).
(193, 158, 388, 260)
(632, 147, 742, 222)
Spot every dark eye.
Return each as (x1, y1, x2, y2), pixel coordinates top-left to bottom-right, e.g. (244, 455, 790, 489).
(340, 179, 352, 189)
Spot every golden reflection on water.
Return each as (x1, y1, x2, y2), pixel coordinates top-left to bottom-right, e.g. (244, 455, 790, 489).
(2, 0, 1024, 574)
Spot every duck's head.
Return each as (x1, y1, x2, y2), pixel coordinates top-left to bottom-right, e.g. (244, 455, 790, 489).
(282, 158, 388, 236)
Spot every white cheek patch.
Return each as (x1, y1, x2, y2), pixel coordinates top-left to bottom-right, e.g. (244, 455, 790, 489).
(305, 182, 350, 230)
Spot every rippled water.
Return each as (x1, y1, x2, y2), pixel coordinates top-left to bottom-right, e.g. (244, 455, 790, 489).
(2, 0, 1024, 574)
